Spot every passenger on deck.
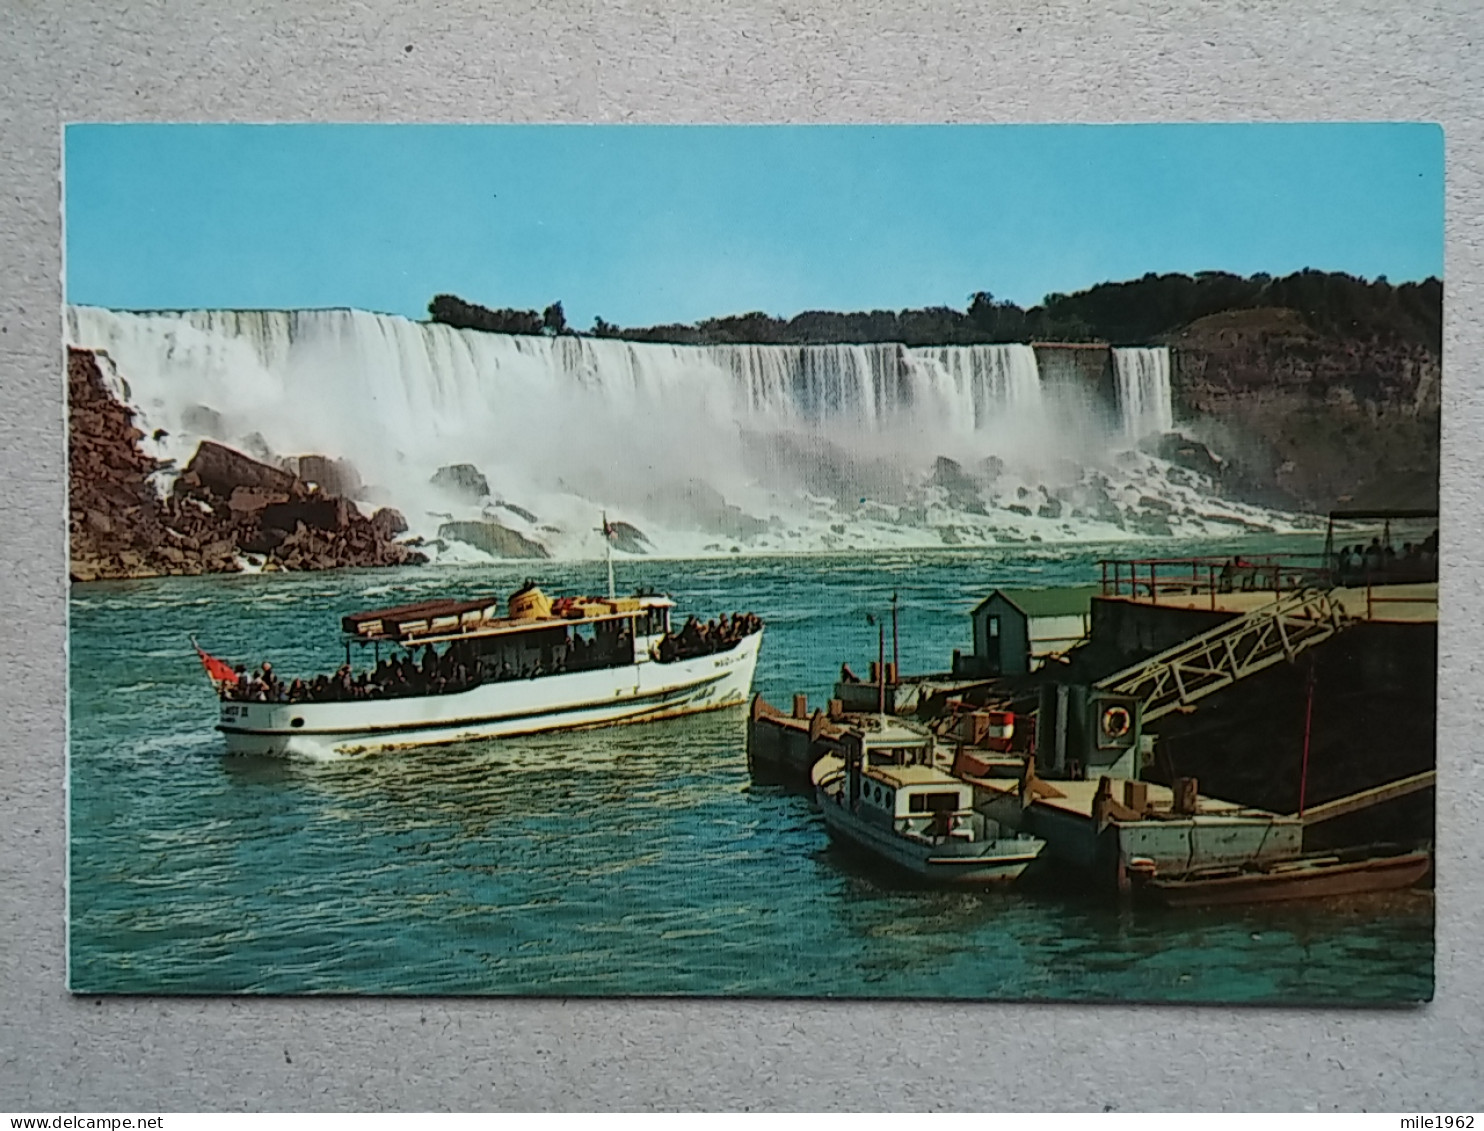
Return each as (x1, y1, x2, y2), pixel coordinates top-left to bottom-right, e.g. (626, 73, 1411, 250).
(1364, 538, 1385, 575)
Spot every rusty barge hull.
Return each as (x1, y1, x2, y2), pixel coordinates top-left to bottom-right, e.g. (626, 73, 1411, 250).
(1135, 848, 1433, 908)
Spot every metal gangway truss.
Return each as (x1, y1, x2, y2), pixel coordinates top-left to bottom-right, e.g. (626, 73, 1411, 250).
(1095, 588, 1351, 724)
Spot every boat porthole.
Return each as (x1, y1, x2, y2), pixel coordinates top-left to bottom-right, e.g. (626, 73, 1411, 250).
(291, 717, 305, 728)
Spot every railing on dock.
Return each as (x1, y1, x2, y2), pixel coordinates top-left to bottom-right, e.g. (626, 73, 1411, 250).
(1099, 555, 1437, 620)
(1096, 588, 1351, 724)
(1363, 585, 1437, 621)
(1099, 556, 1333, 609)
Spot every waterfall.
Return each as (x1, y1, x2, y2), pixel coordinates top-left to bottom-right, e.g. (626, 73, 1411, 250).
(64, 307, 1058, 461)
(907, 345, 1043, 434)
(1112, 347, 1174, 441)
(65, 306, 1239, 554)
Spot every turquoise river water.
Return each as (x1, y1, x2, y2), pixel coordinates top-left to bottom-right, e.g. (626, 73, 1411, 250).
(68, 541, 1433, 1001)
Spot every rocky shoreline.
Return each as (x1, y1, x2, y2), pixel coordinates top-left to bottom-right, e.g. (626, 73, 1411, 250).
(68, 348, 427, 582)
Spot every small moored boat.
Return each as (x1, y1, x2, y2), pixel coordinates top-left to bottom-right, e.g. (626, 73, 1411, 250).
(1130, 843, 1432, 908)
(215, 582, 762, 756)
(812, 718, 1045, 884)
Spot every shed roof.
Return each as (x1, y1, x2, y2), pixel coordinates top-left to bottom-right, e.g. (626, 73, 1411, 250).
(973, 585, 1100, 619)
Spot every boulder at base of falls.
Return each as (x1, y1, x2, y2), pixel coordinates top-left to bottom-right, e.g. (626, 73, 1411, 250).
(286, 454, 363, 499)
(67, 348, 427, 580)
(227, 486, 290, 514)
(438, 520, 550, 559)
(643, 481, 766, 541)
(929, 456, 988, 513)
(430, 463, 491, 502)
(260, 496, 355, 533)
(493, 500, 539, 524)
(1075, 476, 1127, 529)
(1145, 432, 1225, 483)
(605, 521, 651, 555)
(371, 507, 409, 539)
(184, 440, 300, 499)
(1126, 511, 1174, 538)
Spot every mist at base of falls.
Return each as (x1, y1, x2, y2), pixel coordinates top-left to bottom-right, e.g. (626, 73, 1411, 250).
(66, 306, 1306, 560)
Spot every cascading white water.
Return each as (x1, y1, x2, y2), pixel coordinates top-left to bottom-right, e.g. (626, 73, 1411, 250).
(66, 306, 1256, 556)
(909, 345, 1044, 434)
(65, 307, 1063, 471)
(1112, 346, 1174, 440)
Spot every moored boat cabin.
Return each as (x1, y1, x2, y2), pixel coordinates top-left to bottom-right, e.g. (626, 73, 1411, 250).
(838, 721, 978, 841)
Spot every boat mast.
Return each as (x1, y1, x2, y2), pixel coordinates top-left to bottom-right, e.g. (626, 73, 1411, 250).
(877, 619, 886, 718)
(890, 590, 899, 681)
(600, 511, 616, 599)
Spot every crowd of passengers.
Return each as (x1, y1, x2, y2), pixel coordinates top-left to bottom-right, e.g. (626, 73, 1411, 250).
(221, 611, 764, 702)
(1334, 531, 1439, 584)
(656, 612, 762, 662)
(1211, 530, 1440, 594)
(222, 639, 485, 703)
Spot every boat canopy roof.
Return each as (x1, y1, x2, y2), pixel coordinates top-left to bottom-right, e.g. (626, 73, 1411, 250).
(341, 597, 502, 639)
(342, 591, 674, 644)
(867, 763, 965, 790)
(852, 719, 933, 748)
(1328, 508, 1439, 521)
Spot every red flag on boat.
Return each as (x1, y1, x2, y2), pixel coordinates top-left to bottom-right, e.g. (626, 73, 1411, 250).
(191, 637, 237, 684)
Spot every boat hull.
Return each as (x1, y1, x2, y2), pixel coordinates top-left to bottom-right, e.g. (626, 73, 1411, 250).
(1135, 848, 1432, 908)
(816, 788, 1044, 885)
(218, 631, 762, 755)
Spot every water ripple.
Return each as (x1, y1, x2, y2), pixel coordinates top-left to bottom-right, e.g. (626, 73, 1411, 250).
(70, 549, 1432, 1000)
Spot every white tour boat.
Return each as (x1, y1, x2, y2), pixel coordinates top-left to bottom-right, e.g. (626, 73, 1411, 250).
(812, 718, 1045, 884)
(216, 583, 763, 756)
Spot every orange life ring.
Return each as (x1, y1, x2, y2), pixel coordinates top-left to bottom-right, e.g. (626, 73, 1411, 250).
(1101, 704, 1132, 740)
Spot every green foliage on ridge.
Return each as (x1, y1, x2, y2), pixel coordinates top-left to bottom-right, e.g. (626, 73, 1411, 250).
(428, 270, 1442, 353)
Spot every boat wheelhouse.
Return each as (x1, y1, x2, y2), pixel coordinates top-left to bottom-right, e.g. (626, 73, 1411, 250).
(812, 718, 1045, 884)
(217, 583, 762, 756)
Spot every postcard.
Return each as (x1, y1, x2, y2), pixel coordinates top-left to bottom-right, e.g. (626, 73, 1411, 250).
(65, 123, 1439, 1000)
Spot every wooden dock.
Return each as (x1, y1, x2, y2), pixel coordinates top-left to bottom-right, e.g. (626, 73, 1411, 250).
(1105, 582, 1436, 624)
(969, 772, 1305, 889)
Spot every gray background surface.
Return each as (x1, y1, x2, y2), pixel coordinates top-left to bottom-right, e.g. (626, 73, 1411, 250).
(2, 0, 1480, 1111)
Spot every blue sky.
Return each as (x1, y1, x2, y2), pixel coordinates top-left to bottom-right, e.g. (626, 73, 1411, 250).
(64, 123, 1443, 327)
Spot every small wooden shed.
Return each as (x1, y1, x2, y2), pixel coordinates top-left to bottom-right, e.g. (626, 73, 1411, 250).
(956, 585, 1099, 677)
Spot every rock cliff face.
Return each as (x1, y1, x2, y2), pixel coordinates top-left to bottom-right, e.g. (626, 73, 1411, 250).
(68, 348, 427, 581)
(1166, 309, 1441, 512)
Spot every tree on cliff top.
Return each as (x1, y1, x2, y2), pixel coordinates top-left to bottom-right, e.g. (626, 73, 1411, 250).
(428, 294, 543, 336)
(429, 271, 1441, 352)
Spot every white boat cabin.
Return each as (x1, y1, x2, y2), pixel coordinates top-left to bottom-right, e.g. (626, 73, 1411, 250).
(840, 721, 978, 841)
(340, 584, 676, 679)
